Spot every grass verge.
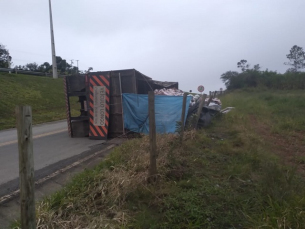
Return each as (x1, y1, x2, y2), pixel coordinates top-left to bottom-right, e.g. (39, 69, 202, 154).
(0, 73, 79, 130)
(11, 89, 305, 228)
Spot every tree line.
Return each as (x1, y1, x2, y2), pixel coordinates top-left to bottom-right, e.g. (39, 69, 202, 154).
(14, 57, 79, 75)
(0, 43, 92, 74)
(221, 45, 305, 90)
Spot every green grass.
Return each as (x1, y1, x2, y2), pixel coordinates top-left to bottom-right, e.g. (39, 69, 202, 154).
(11, 89, 305, 228)
(0, 72, 79, 130)
(221, 88, 305, 133)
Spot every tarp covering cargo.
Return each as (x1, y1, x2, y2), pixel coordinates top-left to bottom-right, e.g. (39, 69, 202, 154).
(152, 80, 178, 89)
(122, 93, 192, 134)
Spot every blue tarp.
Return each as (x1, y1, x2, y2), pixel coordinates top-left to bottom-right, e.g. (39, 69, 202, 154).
(122, 93, 192, 134)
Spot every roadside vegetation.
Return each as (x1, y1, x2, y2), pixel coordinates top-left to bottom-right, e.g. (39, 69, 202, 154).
(12, 89, 305, 228)
(221, 45, 305, 90)
(0, 72, 79, 130)
(221, 67, 305, 90)
(0, 42, 88, 74)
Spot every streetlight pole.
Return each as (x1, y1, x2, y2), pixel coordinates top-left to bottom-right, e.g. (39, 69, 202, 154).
(76, 60, 79, 74)
(70, 59, 74, 74)
(48, 0, 58, 79)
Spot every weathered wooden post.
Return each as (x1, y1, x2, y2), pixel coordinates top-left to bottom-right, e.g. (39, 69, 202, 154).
(148, 91, 157, 181)
(16, 106, 36, 229)
(194, 94, 207, 129)
(180, 93, 188, 143)
(207, 91, 217, 106)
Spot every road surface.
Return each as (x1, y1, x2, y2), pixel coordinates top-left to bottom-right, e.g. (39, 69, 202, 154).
(0, 120, 106, 196)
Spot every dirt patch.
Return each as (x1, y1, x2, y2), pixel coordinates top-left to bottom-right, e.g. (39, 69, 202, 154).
(249, 115, 305, 175)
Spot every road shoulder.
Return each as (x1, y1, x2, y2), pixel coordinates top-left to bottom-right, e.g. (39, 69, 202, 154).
(0, 138, 125, 228)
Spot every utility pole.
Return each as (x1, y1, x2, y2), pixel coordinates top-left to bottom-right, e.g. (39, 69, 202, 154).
(48, 0, 58, 79)
(70, 59, 74, 74)
(76, 60, 79, 74)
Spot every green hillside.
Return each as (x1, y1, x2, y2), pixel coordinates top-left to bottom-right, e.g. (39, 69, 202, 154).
(0, 73, 77, 130)
(14, 89, 305, 228)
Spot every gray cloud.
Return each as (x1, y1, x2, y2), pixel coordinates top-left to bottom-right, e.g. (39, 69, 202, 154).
(1, 0, 305, 92)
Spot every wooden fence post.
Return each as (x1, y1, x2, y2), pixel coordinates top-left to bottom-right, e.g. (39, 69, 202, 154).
(213, 91, 217, 98)
(180, 93, 188, 143)
(207, 91, 217, 106)
(194, 94, 207, 129)
(16, 106, 36, 229)
(148, 91, 157, 181)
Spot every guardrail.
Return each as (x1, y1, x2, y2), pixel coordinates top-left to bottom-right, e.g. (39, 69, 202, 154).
(0, 68, 67, 78)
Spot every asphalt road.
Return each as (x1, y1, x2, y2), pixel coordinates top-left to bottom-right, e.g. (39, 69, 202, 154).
(0, 120, 106, 195)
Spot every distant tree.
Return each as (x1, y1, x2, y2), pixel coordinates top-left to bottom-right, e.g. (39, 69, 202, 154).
(285, 68, 297, 73)
(0, 44, 12, 68)
(221, 60, 262, 89)
(70, 66, 78, 74)
(56, 56, 62, 64)
(38, 62, 51, 73)
(55, 56, 72, 73)
(284, 45, 305, 72)
(87, 67, 93, 73)
(237, 59, 250, 72)
(16, 65, 26, 70)
(220, 71, 239, 87)
(220, 57, 305, 90)
(25, 62, 39, 71)
(56, 56, 64, 72)
(253, 64, 261, 71)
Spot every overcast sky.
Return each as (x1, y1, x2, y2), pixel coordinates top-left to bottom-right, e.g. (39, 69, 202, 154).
(1, 0, 305, 92)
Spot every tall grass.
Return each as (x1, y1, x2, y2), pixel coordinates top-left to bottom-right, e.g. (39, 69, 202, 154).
(11, 90, 305, 228)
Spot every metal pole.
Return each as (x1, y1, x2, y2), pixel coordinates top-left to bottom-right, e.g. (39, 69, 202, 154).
(119, 73, 125, 134)
(76, 60, 79, 74)
(70, 59, 74, 74)
(8, 57, 11, 69)
(48, 0, 58, 79)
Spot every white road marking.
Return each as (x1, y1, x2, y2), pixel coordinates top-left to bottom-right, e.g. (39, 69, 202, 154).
(0, 144, 116, 204)
(0, 129, 67, 147)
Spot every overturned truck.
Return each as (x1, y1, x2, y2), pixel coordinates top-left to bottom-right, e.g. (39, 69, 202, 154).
(64, 69, 178, 140)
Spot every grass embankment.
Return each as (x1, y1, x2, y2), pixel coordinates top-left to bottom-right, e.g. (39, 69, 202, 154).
(13, 89, 305, 228)
(0, 73, 78, 130)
